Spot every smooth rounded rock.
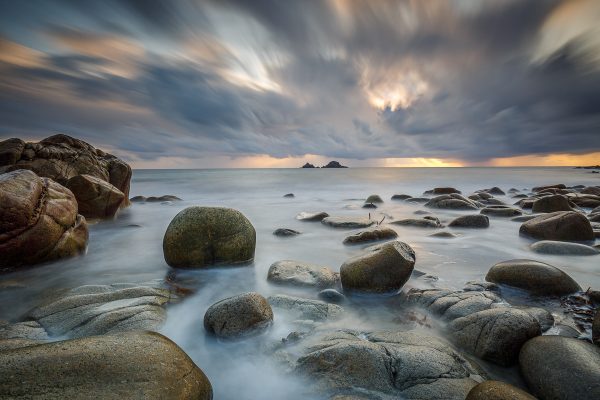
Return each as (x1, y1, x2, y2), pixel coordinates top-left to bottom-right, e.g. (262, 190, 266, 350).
(449, 214, 489, 228)
(480, 205, 522, 217)
(66, 174, 125, 219)
(340, 241, 415, 294)
(343, 227, 398, 244)
(519, 336, 600, 400)
(273, 228, 301, 237)
(163, 206, 256, 268)
(519, 211, 594, 241)
(530, 240, 599, 256)
(390, 217, 441, 228)
(321, 216, 375, 229)
(593, 310, 599, 345)
(466, 381, 536, 400)
(365, 194, 383, 203)
(0, 331, 212, 399)
(267, 260, 337, 288)
(532, 194, 574, 213)
(425, 194, 479, 210)
(297, 211, 329, 221)
(486, 259, 581, 296)
(318, 289, 346, 304)
(204, 292, 273, 338)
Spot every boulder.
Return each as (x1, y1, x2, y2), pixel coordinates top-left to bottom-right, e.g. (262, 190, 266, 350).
(0, 320, 50, 341)
(425, 194, 479, 210)
(532, 194, 574, 213)
(484, 187, 505, 195)
(530, 240, 599, 255)
(362, 202, 377, 209)
(0, 138, 25, 165)
(517, 306, 554, 331)
(447, 308, 541, 366)
(0, 331, 212, 399)
(485, 259, 581, 296)
(406, 288, 503, 320)
(267, 260, 337, 288)
(365, 194, 383, 203)
(204, 292, 273, 338)
(163, 206, 256, 268)
(131, 195, 182, 203)
(343, 227, 397, 244)
(28, 284, 171, 338)
(424, 187, 461, 195)
(268, 294, 343, 321)
(480, 205, 522, 217)
(0, 169, 88, 271)
(532, 183, 566, 192)
(519, 211, 594, 241)
(519, 336, 600, 400)
(449, 214, 489, 228)
(66, 174, 125, 219)
(293, 330, 485, 400)
(390, 217, 442, 228)
(0, 134, 131, 208)
(429, 231, 458, 238)
(391, 194, 412, 200)
(318, 289, 346, 304)
(283, 193, 294, 198)
(340, 241, 415, 294)
(273, 228, 301, 237)
(321, 216, 375, 229)
(466, 381, 536, 400)
(581, 186, 600, 196)
(297, 211, 329, 221)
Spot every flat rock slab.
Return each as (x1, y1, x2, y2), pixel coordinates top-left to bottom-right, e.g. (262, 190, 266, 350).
(267, 260, 337, 288)
(28, 284, 172, 338)
(321, 216, 375, 229)
(268, 294, 343, 321)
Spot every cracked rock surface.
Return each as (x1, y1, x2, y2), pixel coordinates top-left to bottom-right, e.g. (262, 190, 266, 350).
(406, 288, 503, 321)
(267, 260, 338, 288)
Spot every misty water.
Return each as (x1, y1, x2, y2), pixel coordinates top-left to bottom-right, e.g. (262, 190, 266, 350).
(1, 167, 599, 399)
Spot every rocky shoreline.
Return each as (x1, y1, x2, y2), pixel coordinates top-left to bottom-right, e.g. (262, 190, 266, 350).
(1, 135, 600, 399)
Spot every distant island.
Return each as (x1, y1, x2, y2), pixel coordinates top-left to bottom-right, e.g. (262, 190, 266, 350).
(301, 161, 348, 168)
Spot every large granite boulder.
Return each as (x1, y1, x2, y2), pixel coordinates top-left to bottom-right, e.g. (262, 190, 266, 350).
(292, 330, 485, 400)
(532, 194, 575, 213)
(447, 308, 541, 366)
(267, 260, 337, 288)
(0, 331, 212, 399)
(519, 211, 594, 241)
(449, 214, 489, 228)
(163, 206, 256, 268)
(0, 169, 88, 271)
(425, 194, 479, 210)
(66, 174, 125, 219)
(519, 336, 600, 400)
(28, 284, 171, 338)
(204, 292, 273, 338)
(0, 134, 131, 208)
(486, 259, 581, 296)
(466, 381, 536, 400)
(530, 240, 599, 255)
(340, 241, 415, 294)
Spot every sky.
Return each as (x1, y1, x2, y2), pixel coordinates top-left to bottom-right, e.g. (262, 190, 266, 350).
(0, 0, 599, 168)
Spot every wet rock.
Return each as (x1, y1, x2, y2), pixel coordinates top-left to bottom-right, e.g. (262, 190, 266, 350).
(365, 194, 383, 203)
(343, 227, 398, 244)
(553, 324, 581, 338)
(0, 331, 212, 399)
(130, 195, 147, 202)
(362, 202, 377, 209)
(462, 281, 499, 292)
(517, 306, 554, 331)
(321, 216, 375, 229)
(66, 174, 125, 219)
(531, 194, 575, 213)
(293, 330, 484, 400)
(297, 211, 329, 221)
(581, 186, 600, 196)
(515, 198, 536, 209)
(145, 195, 182, 202)
(485, 259, 581, 296)
(340, 241, 415, 294)
(204, 292, 273, 338)
(484, 187, 506, 196)
(318, 289, 346, 304)
(0, 320, 50, 341)
(429, 231, 458, 238)
(519, 336, 600, 400)
(0, 338, 46, 351)
(511, 214, 538, 222)
(407, 197, 430, 203)
(447, 308, 541, 366)
(163, 206, 256, 268)
(519, 211, 594, 241)
(425, 194, 479, 210)
(28, 284, 171, 338)
(592, 309, 599, 345)
(569, 194, 600, 208)
(273, 228, 301, 237)
(532, 183, 566, 192)
(267, 260, 337, 288)
(268, 294, 343, 321)
(0, 169, 88, 271)
(0, 138, 25, 165)
(530, 240, 599, 255)
(0, 134, 131, 208)
(283, 193, 295, 198)
(466, 381, 536, 400)
(391, 194, 412, 200)
(406, 288, 503, 320)
(424, 187, 461, 195)
(449, 214, 489, 228)
(480, 205, 522, 217)
(390, 217, 442, 228)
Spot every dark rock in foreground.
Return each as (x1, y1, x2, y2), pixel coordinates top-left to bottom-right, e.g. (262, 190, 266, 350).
(519, 211, 594, 241)
(204, 292, 273, 338)
(0, 169, 88, 271)
(466, 381, 536, 400)
(0, 331, 212, 399)
(519, 336, 600, 400)
(163, 206, 256, 268)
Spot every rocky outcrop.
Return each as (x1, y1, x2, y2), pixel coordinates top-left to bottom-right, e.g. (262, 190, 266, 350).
(130, 195, 182, 203)
(267, 260, 337, 288)
(0, 331, 212, 399)
(519, 336, 600, 400)
(322, 161, 347, 168)
(163, 206, 256, 268)
(340, 241, 415, 294)
(0, 169, 88, 271)
(485, 259, 581, 296)
(0, 134, 131, 208)
(519, 211, 594, 241)
(301, 163, 316, 168)
(204, 292, 273, 338)
(66, 174, 124, 219)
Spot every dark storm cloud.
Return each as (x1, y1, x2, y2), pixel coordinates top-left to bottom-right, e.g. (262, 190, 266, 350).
(0, 0, 599, 164)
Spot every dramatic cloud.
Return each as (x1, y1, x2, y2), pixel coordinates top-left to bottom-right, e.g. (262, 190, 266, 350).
(0, 0, 598, 166)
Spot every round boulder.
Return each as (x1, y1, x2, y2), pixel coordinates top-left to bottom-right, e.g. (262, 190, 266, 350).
(519, 336, 600, 400)
(532, 194, 574, 213)
(267, 260, 337, 288)
(204, 292, 273, 339)
(163, 206, 256, 268)
(480, 205, 522, 217)
(343, 227, 398, 244)
(449, 214, 489, 228)
(340, 241, 415, 294)
(485, 259, 581, 296)
(466, 381, 536, 400)
(0, 169, 88, 271)
(519, 211, 594, 241)
(66, 174, 125, 219)
(365, 194, 383, 203)
(530, 240, 598, 256)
